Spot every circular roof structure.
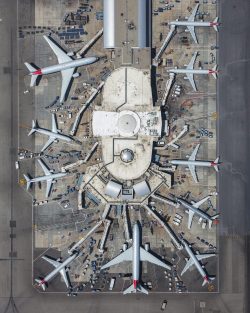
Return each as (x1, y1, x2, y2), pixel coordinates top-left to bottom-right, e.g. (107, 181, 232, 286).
(118, 114, 137, 133)
(120, 149, 134, 163)
(118, 111, 140, 137)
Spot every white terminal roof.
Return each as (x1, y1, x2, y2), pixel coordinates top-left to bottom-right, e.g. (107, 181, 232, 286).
(93, 110, 161, 137)
(105, 180, 122, 198)
(92, 67, 162, 181)
(133, 180, 150, 197)
(101, 67, 154, 111)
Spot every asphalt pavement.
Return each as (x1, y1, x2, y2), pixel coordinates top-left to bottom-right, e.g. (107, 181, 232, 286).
(0, 0, 249, 312)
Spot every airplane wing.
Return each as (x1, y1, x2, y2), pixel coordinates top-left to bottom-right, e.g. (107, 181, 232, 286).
(188, 144, 200, 161)
(188, 4, 199, 22)
(41, 137, 55, 152)
(43, 35, 72, 64)
(38, 159, 51, 176)
(101, 247, 133, 270)
(140, 247, 171, 270)
(59, 268, 71, 289)
(46, 179, 53, 198)
(186, 73, 197, 91)
(51, 114, 58, 133)
(193, 196, 210, 208)
(187, 210, 195, 229)
(60, 68, 75, 103)
(42, 255, 61, 268)
(187, 26, 198, 44)
(187, 51, 198, 70)
(181, 253, 215, 276)
(181, 258, 194, 276)
(196, 253, 215, 261)
(188, 164, 199, 183)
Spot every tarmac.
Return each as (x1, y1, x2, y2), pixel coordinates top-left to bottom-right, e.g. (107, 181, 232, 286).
(0, 0, 249, 312)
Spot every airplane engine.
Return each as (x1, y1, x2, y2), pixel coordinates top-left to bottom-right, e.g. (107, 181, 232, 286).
(144, 243, 150, 251)
(73, 73, 80, 78)
(67, 51, 74, 56)
(123, 243, 128, 251)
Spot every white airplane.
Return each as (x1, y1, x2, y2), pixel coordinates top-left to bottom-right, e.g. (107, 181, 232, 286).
(170, 143, 220, 183)
(35, 251, 79, 291)
(167, 51, 218, 91)
(24, 35, 99, 103)
(28, 113, 74, 152)
(101, 223, 171, 295)
(180, 237, 215, 286)
(176, 195, 219, 229)
(23, 159, 69, 198)
(169, 4, 219, 43)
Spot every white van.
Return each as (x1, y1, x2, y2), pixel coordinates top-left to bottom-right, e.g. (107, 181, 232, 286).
(109, 277, 116, 291)
(161, 300, 168, 310)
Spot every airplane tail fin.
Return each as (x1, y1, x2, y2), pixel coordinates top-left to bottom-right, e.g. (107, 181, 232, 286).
(212, 65, 218, 79)
(28, 120, 37, 136)
(35, 278, 46, 291)
(24, 62, 37, 73)
(208, 214, 220, 228)
(213, 157, 220, 172)
(123, 282, 148, 295)
(211, 213, 220, 220)
(23, 174, 32, 190)
(202, 276, 215, 287)
(24, 62, 40, 87)
(213, 17, 219, 31)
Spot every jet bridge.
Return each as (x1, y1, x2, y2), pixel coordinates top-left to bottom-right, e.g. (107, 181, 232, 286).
(123, 205, 131, 242)
(161, 73, 176, 106)
(151, 194, 178, 207)
(143, 204, 182, 250)
(153, 25, 176, 66)
(70, 82, 104, 136)
(98, 219, 111, 253)
(77, 28, 103, 58)
(68, 220, 103, 254)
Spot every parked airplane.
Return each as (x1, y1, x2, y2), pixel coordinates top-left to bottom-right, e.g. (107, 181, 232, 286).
(23, 159, 69, 198)
(170, 143, 220, 183)
(180, 237, 215, 286)
(176, 195, 219, 229)
(35, 250, 80, 291)
(24, 35, 99, 103)
(28, 113, 74, 152)
(101, 222, 171, 295)
(167, 51, 218, 91)
(169, 4, 219, 43)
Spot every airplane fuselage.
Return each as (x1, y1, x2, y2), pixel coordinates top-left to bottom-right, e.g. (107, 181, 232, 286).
(132, 223, 140, 287)
(181, 239, 209, 283)
(31, 56, 99, 76)
(169, 21, 218, 28)
(177, 197, 213, 224)
(40, 252, 78, 287)
(167, 68, 215, 75)
(34, 128, 73, 142)
(170, 160, 214, 168)
(30, 172, 68, 183)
